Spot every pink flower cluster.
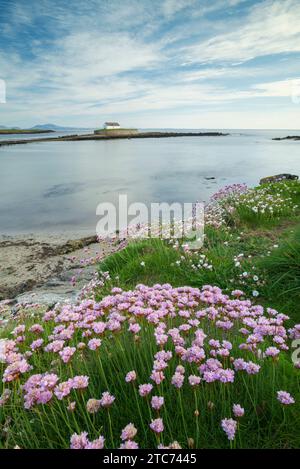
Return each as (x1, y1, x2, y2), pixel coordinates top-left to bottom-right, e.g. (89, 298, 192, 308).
(211, 184, 248, 202)
(221, 418, 237, 441)
(149, 418, 164, 434)
(125, 370, 137, 383)
(1, 280, 299, 448)
(70, 432, 105, 449)
(277, 391, 295, 405)
(121, 423, 137, 441)
(3, 358, 32, 383)
(151, 395, 164, 410)
(99, 391, 115, 408)
(23, 374, 89, 408)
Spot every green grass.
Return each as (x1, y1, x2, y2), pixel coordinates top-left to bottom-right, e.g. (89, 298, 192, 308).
(99, 238, 200, 291)
(255, 225, 300, 318)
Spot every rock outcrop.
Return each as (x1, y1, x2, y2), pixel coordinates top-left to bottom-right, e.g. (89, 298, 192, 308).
(259, 174, 299, 185)
(272, 136, 300, 141)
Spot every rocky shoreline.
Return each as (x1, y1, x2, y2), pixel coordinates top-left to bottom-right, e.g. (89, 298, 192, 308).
(272, 135, 300, 141)
(0, 131, 229, 146)
(0, 233, 121, 308)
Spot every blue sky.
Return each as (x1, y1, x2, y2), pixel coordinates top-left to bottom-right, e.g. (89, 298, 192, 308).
(0, 0, 300, 128)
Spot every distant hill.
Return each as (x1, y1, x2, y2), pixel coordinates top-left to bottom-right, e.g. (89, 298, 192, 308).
(31, 123, 92, 131)
(0, 123, 92, 131)
(0, 125, 20, 130)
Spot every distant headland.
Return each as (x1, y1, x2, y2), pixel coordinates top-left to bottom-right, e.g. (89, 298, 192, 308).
(0, 128, 54, 135)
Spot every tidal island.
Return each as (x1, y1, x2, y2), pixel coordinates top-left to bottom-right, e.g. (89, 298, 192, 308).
(0, 121, 229, 146)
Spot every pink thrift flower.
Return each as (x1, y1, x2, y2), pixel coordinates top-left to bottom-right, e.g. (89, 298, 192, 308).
(188, 375, 201, 386)
(86, 398, 101, 413)
(77, 342, 86, 350)
(16, 335, 25, 344)
(70, 432, 89, 449)
(59, 346, 76, 363)
(120, 440, 139, 449)
(92, 322, 106, 335)
(30, 339, 44, 351)
(99, 391, 115, 408)
(149, 418, 164, 434)
(121, 423, 137, 441)
(231, 290, 244, 297)
(88, 338, 102, 351)
(85, 436, 105, 449)
(171, 372, 184, 388)
(153, 359, 168, 371)
(3, 359, 32, 382)
(150, 370, 165, 385)
(37, 390, 53, 405)
(125, 371, 137, 383)
(40, 373, 59, 389)
(277, 391, 295, 405)
(54, 381, 73, 400)
(265, 346, 280, 358)
(244, 362, 261, 375)
(44, 340, 65, 353)
(139, 383, 153, 397)
(217, 369, 235, 383)
(29, 324, 44, 334)
(233, 358, 247, 371)
(72, 375, 89, 389)
(233, 404, 245, 418)
(12, 325, 26, 336)
(175, 365, 185, 375)
(67, 401, 76, 412)
(151, 395, 164, 410)
(128, 323, 141, 334)
(221, 418, 237, 441)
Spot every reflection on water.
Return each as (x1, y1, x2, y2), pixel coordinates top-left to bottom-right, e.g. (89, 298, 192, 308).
(0, 129, 299, 234)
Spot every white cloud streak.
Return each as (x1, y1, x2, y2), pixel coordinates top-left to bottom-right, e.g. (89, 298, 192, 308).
(184, 0, 300, 64)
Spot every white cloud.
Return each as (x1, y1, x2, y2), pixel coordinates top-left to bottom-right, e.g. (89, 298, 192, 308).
(252, 78, 300, 97)
(184, 0, 300, 64)
(47, 31, 161, 80)
(0, 30, 162, 103)
(181, 66, 259, 82)
(162, 0, 196, 18)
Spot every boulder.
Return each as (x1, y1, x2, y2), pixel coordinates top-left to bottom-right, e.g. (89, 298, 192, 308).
(259, 174, 299, 185)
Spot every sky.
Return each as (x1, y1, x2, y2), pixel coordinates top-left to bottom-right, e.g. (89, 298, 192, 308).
(0, 0, 300, 129)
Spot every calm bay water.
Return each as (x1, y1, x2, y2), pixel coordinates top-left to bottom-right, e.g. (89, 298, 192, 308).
(0, 129, 299, 235)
